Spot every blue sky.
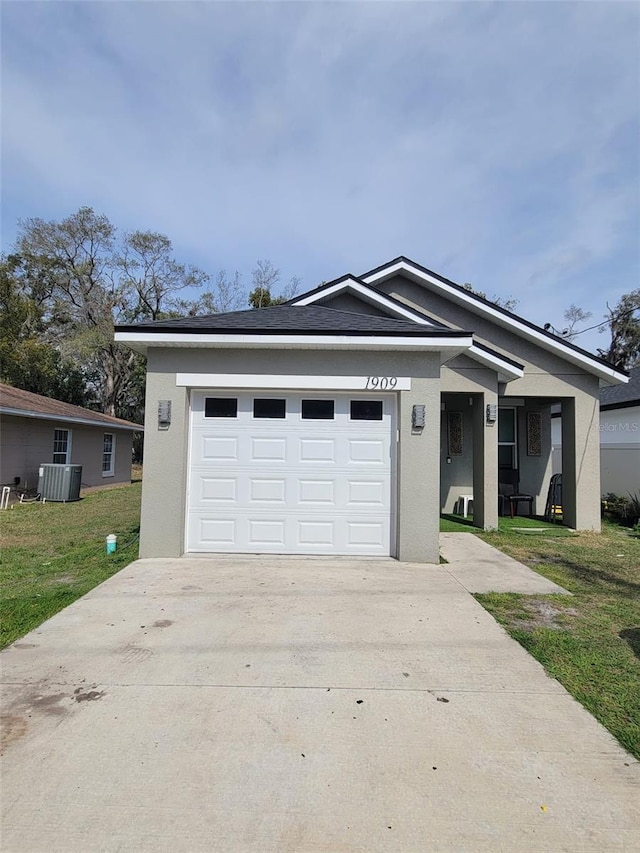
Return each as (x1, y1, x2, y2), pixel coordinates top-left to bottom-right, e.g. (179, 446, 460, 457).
(2, 1, 639, 353)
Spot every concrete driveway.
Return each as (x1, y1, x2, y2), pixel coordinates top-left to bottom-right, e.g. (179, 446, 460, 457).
(1, 555, 638, 852)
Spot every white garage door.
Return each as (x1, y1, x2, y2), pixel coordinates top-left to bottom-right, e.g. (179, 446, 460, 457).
(187, 391, 395, 555)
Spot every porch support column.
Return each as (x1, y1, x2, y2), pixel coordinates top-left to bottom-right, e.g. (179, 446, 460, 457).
(472, 391, 499, 530)
(561, 395, 601, 530)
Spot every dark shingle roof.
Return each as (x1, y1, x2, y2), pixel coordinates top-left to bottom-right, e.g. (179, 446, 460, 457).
(0, 384, 143, 430)
(600, 366, 640, 409)
(116, 305, 471, 338)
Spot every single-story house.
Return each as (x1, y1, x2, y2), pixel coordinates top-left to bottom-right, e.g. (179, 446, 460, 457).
(115, 256, 628, 564)
(552, 366, 639, 496)
(0, 384, 143, 492)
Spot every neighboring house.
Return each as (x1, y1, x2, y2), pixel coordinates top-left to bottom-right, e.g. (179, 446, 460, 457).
(0, 384, 143, 492)
(552, 366, 640, 497)
(115, 256, 628, 563)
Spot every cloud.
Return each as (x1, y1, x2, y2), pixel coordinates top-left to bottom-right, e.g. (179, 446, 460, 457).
(2, 1, 638, 347)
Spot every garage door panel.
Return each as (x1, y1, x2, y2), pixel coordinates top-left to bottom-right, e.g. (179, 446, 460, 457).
(298, 479, 335, 504)
(347, 480, 386, 506)
(201, 436, 239, 461)
(197, 517, 236, 545)
(188, 391, 394, 555)
(248, 519, 286, 546)
(348, 439, 386, 464)
(299, 438, 336, 463)
(347, 521, 386, 547)
(297, 520, 334, 546)
(250, 478, 286, 503)
(200, 477, 237, 502)
(251, 437, 287, 461)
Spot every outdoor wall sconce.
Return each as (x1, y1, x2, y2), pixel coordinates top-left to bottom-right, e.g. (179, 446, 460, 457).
(486, 403, 497, 424)
(158, 400, 172, 430)
(446, 455, 452, 464)
(412, 404, 426, 430)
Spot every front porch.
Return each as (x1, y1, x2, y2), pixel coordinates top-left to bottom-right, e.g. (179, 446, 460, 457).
(439, 392, 599, 531)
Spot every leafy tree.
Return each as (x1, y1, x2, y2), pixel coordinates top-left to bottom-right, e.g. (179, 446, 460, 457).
(562, 305, 593, 340)
(597, 290, 640, 369)
(190, 270, 245, 315)
(462, 283, 518, 311)
(553, 292, 639, 369)
(248, 259, 300, 308)
(14, 207, 211, 417)
(0, 255, 87, 404)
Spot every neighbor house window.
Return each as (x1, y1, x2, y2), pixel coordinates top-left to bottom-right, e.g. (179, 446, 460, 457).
(498, 408, 517, 469)
(53, 429, 71, 464)
(102, 433, 115, 476)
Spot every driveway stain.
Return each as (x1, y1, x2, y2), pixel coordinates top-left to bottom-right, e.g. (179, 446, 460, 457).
(73, 687, 105, 703)
(120, 645, 153, 664)
(31, 693, 68, 715)
(152, 619, 173, 628)
(0, 715, 28, 752)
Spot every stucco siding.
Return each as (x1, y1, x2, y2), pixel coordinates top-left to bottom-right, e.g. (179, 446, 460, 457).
(0, 415, 133, 489)
(554, 405, 640, 497)
(378, 275, 603, 393)
(140, 347, 442, 563)
(601, 447, 640, 496)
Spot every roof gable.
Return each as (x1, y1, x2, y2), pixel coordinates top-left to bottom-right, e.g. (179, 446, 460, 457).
(291, 276, 524, 382)
(360, 257, 628, 385)
(0, 384, 143, 431)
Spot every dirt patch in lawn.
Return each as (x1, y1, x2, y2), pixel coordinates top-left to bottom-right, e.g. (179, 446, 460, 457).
(514, 599, 578, 632)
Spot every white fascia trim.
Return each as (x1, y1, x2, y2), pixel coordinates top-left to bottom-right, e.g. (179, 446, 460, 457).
(468, 345, 524, 380)
(292, 278, 435, 326)
(0, 407, 143, 431)
(115, 331, 473, 351)
(363, 260, 628, 384)
(176, 374, 412, 390)
(293, 278, 522, 380)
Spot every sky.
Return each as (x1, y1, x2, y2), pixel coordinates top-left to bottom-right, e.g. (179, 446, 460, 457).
(2, 0, 639, 354)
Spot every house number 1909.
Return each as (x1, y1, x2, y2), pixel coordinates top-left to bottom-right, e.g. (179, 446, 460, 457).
(365, 376, 398, 390)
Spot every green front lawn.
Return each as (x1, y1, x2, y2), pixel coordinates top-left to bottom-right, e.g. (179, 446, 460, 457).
(0, 483, 141, 648)
(476, 521, 640, 759)
(440, 513, 571, 535)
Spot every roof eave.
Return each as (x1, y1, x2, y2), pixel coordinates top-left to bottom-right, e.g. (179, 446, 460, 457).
(115, 331, 473, 358)
(0, 407, 143, 431)
(361, 258, 629, 385)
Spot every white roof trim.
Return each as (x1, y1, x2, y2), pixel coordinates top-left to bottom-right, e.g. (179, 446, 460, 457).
(292, 276, 523, 381)
(115, 331, 473, 355)
(176, 374, 412, 390)
(362, 259, 629, 385)
(292, 278, 436, 326)
(467, 345, 524, 381)
(0, 407, 142, 431)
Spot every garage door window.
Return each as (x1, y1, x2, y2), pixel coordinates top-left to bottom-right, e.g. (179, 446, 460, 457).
(301, 399, 335, 420)
(350, 400, 383, 421)
(253, 398, 286, 419)
(205, 398, 238, 418)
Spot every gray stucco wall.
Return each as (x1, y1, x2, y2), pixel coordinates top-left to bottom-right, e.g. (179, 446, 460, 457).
(0, 415, 133, 489)
(376, 277, 602, 529)
(601, 447, 640, 496)
(140, 347, 442, 563)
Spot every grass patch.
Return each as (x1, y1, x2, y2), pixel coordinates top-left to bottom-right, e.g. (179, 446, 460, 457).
(0, 483, 141, 648)
(440, 513, 476, 532)
(476, 520, 640, 759)
(440, 513, 572, 535)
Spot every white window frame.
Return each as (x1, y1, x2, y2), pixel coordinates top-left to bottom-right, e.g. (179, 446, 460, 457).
(102, 432, 116, 477)
(53, 429, 72, 464)
(498, 407, 518, 470)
